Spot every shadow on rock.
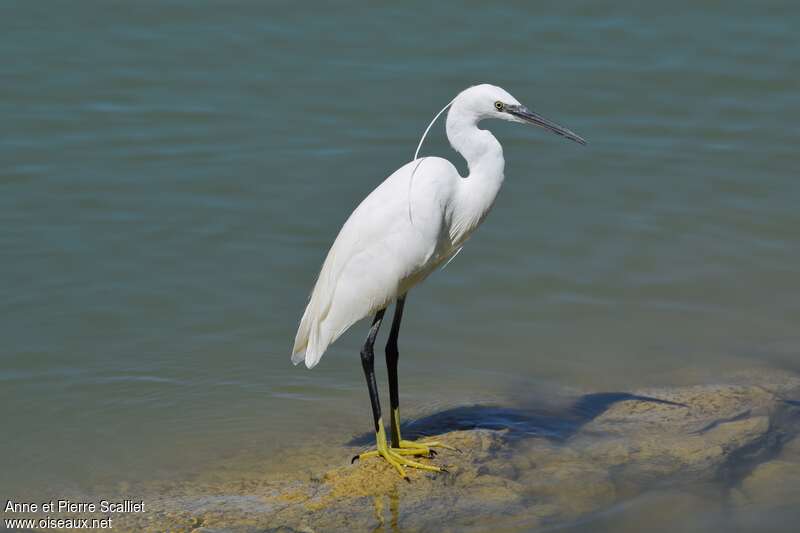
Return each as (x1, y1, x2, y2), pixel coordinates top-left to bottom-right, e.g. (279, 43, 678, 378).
(347, 392, 686, 447)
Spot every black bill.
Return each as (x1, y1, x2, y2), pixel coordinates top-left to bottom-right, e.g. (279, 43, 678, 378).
(506, 104, 586, 145)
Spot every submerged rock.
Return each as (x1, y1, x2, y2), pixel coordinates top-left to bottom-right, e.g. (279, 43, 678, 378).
(112, 368, 800, 532)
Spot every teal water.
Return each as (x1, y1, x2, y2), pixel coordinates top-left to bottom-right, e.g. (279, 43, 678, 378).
(2, 1, 799, 529)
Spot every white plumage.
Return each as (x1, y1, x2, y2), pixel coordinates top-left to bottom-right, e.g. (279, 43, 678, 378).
(292, 84, 584, 368)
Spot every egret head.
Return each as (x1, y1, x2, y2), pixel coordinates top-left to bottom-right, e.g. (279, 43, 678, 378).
(455, 84, 586, 145)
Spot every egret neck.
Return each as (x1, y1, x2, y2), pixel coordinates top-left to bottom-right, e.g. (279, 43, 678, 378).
(445, 97, 505, 244)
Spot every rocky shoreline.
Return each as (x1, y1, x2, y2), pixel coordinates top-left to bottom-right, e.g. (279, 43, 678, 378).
(103, 367, 800, 532)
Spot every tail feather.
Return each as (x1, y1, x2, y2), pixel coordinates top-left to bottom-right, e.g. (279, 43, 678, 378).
(291, 309, 310, 365)
(304, 321, 324, 369)
(292, 286, 371, 369)
(291, 305, 319, 368)
(291, 316, 332, 369)
(291, 279, 335, 369)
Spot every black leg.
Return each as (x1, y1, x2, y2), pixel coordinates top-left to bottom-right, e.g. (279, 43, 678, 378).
(361, 309, 386, 433)
(386, 295, 406, 448)
(353, 299, 447, 476)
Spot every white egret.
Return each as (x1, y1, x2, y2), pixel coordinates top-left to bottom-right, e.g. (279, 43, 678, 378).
(292, 84, 585, 478)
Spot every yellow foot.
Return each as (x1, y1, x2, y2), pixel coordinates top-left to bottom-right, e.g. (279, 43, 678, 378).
(352, 446, 445, 478)
(397, 438, 461, 456)
(387, 409, 461, 457)
(351, 419, 447, 480)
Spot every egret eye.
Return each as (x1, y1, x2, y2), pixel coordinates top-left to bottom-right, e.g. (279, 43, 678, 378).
(494, 101, 504, 111)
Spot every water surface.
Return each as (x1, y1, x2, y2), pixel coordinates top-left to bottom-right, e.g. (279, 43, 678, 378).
(2, 1, 798, 530)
